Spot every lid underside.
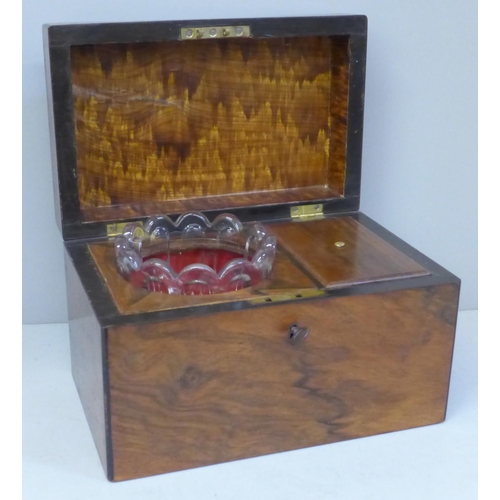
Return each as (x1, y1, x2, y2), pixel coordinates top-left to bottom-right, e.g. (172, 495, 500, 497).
(44, 17, 367, 238)
(71, 36, 349, 222)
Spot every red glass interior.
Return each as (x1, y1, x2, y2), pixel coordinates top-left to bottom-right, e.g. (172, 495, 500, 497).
(128, 247, 261, 295)
(145, 248, 247, 273)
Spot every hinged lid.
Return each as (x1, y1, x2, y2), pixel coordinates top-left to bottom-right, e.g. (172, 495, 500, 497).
(44, 16, 367, 240)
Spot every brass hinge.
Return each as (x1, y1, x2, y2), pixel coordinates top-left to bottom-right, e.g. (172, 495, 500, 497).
(106, 221, 143, 238)
(181, 25, 251, 40)
(290, 204, 324, 221)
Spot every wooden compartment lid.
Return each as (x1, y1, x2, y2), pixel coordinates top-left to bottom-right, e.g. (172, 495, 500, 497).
(44, 16, 367, 240)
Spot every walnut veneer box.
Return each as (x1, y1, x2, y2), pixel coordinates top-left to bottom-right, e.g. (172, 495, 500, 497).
(43, 16, 460, 481)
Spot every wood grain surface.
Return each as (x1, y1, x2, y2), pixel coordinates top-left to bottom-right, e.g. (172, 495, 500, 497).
(81, 185, 340, 223)
(65, 250, 109, 476)
(70, 36, 350, 221)
(107, 283, 459, 480)
(89, 240, 317, 315)
(89, 216, 428, 315)
(328, 37, 349, 194)
(269, 217, 429, 288)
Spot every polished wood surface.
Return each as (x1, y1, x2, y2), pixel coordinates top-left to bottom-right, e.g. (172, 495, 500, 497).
(70, 36, 350, 221)
(328, 37, 349, 194)
(88, 240, 317, 315)
(65, 250, 109, 477)
(89, 216, 428, 315)
(107, 283, 459, 480)
(269, 217, 429, 288)
(81, 186, 339, 223)
(48, 18, 460, 484)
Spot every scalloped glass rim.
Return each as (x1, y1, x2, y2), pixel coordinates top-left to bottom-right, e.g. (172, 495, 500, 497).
(114, 211, 277, 295)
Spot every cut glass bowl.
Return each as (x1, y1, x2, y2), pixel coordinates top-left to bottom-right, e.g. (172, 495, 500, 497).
(114, 212, 277, 295)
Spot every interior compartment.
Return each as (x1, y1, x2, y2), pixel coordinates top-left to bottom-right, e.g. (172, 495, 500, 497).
(88, 216, 429, 315)
(90, 238, 318, 315)
(70, 36, 350, 222)
(269, 217, 429, 288)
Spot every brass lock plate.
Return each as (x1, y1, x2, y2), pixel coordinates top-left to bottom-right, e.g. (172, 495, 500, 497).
(181, 25, 251, 40)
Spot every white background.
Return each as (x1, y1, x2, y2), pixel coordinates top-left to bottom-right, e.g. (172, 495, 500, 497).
(22, 0, 477, 323)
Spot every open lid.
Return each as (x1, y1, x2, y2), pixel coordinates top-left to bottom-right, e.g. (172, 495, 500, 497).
(44, 16, 367, 240)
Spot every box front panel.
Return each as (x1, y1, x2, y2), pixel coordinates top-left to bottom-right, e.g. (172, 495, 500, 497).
(107, 283, 458, 481)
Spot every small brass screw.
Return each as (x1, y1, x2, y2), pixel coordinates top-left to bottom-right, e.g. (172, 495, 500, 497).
(222, 28, 230, 37)
(196, 29, 204, 38)
(334, 241, 345, 248)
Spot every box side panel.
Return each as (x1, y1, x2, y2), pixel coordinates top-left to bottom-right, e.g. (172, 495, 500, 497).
(108, 283, 459, 481)
(65, 249, 110, 479)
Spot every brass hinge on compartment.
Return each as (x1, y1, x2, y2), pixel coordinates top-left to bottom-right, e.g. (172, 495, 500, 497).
(290, 204, 324, 221)
(181, 25, 251, 40)
(106, 221, 143, 238)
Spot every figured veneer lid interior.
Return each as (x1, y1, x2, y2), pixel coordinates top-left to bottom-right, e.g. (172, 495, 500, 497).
(71, 36, 348, 222)
(45, 17, 367, 238)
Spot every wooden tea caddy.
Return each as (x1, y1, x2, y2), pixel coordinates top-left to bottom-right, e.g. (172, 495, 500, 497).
(44, 15, 460, 481)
